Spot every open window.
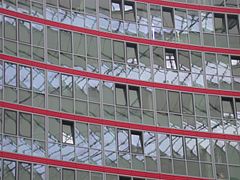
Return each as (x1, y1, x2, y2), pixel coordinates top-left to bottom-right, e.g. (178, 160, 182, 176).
(165, 49, 177, 70)
(111, 0, 123, 20)
(236, 99, 240, 119)
(124, 1, 136, 22)
(126, 43, 138, 64)
(131, 131, 143, 154)
(214, 13, 226, 33)
(115, 84, 127, 106)
(222, 97, 235, 118)
(227, 14, 239, 34)
(62, 120, 75, 144)
(163, 7, 174, 28)
(129, 86, 141, 108)
(231, 56, 240, 76)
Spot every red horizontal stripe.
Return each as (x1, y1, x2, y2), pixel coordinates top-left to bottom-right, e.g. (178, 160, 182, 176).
(1, 53, 240, 97)
(135, 0, 240, 14)
(1, 8, 240, 56)
(1, 101, 240, 141)
(0, 151, 211, 180)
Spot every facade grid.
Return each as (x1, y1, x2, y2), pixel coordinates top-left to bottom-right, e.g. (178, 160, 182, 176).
(0, 0, 240, 179)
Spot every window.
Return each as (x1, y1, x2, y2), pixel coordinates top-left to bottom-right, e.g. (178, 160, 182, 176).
(129, 86, 141, 107)
(178, 50, 190, 71)
(113, 40, 125, 62)
(119, 177, 131, 180)
(209, 95, 221, 117)
(4, 110, 17, 135)
(3, 160, 16, 180)
(87, 35, 98, 58)
(115, 84, 127, 106)
(165, 49, 177, 69)
(19, 20, 31, 44)
(18, 162, 31, 180)
(99, 0, 110, 17)
(62, 169, 75, 180)
(4, 16, 17, 40)
(163, 7, 174, 28)
(61, 74, 73, 97)
(112, 0, 123, 19)
(48, 71, 60, 95)
(227, 15, 239, 34)
(236, 99, 240, 119)
(131, 131, 143, 154)
(126, 43, 138, 64)
(124, 1, 135, 22)
(32, 68, 45, 93)
(4, 62, 17, 86)
(19, 65, 31, 89)
(231, 56, 240, 76)
(117, 129, 129, 152)
(168, 91, 181, 113)
(182, 93, 194, 115)
(60, 30, 72, 53)
(222, 97, 235, 118)
(201, 12, 214, 33)
(172, 136, 184, 159)
(62, 120, 74, 144)
(153, 46, 164, 68)
(19, 112, 32, 138)
(214, 13, 226, 33)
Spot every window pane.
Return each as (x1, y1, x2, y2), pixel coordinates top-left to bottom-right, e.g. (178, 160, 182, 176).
(182, 93, 194, 114)
(19, 65, 31, 89)
(89, 124, 101, 149)
(113, 41, 124, 62)
(62, 121, 74, 144)
(209, 95, 221, 117)
(32, 68, 45, 92)
(4, 62, 17, 86)
(222, 97, 234, 118)
(112, 0, 123, 19)
(47, 26, 58, 50)
(48, 71, 60, 95)
(172, 136, 184, 159)
(118, 129, 129, 152)
(49, 166, 61, 180)
(126, 43, 138, 64)
(104, 126, 116, 151)
(214, 13, 226, 33)
(195, 94, 207, 116)
(231, 56, 240, 76)
(60, 30, 72, 53)
(131, 131, 143, 154)
(168, 91, 180, 113)
(19, 112, 32, 138)
(48, 118, 60, 143)
(227, 15, 239, 34)
(4, 16, 16, 40)
(62, 169, 75, 180)
(4, 110, 17, 135)
(115, 84, 127, 106)
(87, 35, 98, 58)
(18, 162, 31, 180)
(201, 12, 214, 32)
(185, 137, 198, 160)
(178, 50, 190, 71)
(163, 7, 174, 28)
(33, 115, 45, 141)
(129, 86, 140, 107)
(75, 122, 88, 147)
(19, 20, 30, 43)
(61, 74, 73, 97)
(3, 160, 16, 180)
(101, 38, 112, 60)
(124, 1, 135, 21)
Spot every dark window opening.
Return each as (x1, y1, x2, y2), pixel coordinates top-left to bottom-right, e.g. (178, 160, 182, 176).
(163, 7, 174, 28)
(62, 120, 75, 144)
(222, 97, 235, 118)
(131, 131, 144, 154)
(126, 43, 138, 64)
(165, 49, 177, 70)
(115, 84, 127, 106)
(214, 13, 226, 33)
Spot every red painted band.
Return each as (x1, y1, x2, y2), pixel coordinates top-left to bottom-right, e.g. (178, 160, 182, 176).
(0, 151, 211, 180)
(1, 101, 240, 141)
(135, 0, 240, 14)
(1, 53, 240, 97)
(1, 8, 240, 56)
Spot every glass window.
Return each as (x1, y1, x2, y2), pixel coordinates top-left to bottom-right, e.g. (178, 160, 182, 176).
(89, 124, 102, 149)
(129, 86, 141, 108)
(62, 120, 74, 144)
(18, 162, 31, 180)
(214, 140, 227, 164)
(101, 38, 112, 60)
(131, 131, 143, 154)
(126, 43, 138, 64)
(73, 33, 85, 55)
(75, 122, 88, 147)
(19, 65, 31, 89)
(222, 97, 234, 118)
(178, 50, 190, 71)
(99, 0, 110, 17)
(214, 13, 226, 33)
(47, 26, 58, 50)
(231, 56, 240, 76)
(4, 16, 17, 40)
(59, 0, 71, 9)
(144, 132, 156, 156)
(60, 30, 72, 53)
(3, 160, 16, 180)
(49, 166, 61, 180)
(88, 79, 100, 102)
(188, 10, 200, 32)
(182, 93, 194, 114)
(185, 137, 198, 160)
(141, 87, 153, 110)
(62, 169, 75, 180)
(136, 3, 147, 24)
(201, 12, 214, 33)
(119, 176, 131, 180)
(124, 1, 135, 21)
(195, 94, 207, 116)
(32, 23, 44, 47)
(4, 110, 17, 135)
(48, 71, 60, 95)
(87, 35, 98, 58)
(112, 0, 123, 19)
(168, 91, 181, 113)
(175, 9, 187, 31)
(32, 68, 45, 93)
(163, 7, 174, 28)
(118, 129, 129, 152)
(61, 74, 73, 97)
(33, 115, 45, 141)
(172, 136, 184, 159)
(48, 117, 61, 143)
(209, 95, 221, 117)
(165, 49, 177, 69)
(227, 15, 239, 34)
(85, 0, 96, 14)
(115, 84, 127, 106)
(236, 99, 240, 119)
(19, 112, 32, 138)
(113, 41, 125, 62)
(4, 62, 17, 86)
(19, 20, 31, 43)
(153, 46, 164, 68)
(104, 126, 116, 151)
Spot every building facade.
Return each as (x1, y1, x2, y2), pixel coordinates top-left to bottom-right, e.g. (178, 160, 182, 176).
(0, 0, 240, 179)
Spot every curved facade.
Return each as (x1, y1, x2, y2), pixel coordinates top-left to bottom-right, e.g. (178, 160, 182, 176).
(0, 0, 240, 179)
